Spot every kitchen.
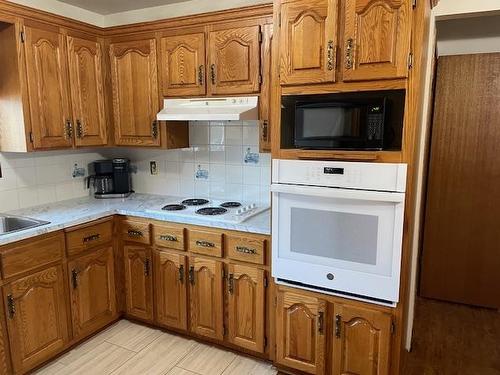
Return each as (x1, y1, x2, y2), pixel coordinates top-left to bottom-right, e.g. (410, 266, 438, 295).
(0, 0, 498, 374)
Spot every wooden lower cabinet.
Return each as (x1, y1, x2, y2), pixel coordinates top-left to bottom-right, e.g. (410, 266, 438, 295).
(227, 264, 266, 353)
(124, 245, 153, 321)
(3, 265, 69, 374)
(154, 249, 187, 330)
(189, 256, 224, 340)
(68, 246, 117, 339)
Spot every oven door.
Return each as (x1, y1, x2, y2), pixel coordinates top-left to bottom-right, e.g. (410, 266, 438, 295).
(271, 183, 405, 304)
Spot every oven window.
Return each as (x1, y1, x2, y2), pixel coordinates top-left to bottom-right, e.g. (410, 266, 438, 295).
(298, 107, 362, 138)
(290, 208, 378, 265)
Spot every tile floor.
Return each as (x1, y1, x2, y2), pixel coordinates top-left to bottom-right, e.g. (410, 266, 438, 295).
(34, 320, 278, 375)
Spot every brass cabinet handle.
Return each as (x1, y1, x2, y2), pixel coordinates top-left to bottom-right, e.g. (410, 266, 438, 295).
(261, 120, 269, 142)
(228, 273, 234, 294)
(127, 230, 143, 238)
(7, 295, 15, 319)
(65, 120, 73, 140)
(335, 314, 341, 338)
(327, 40, 336, 71)
(144, 258, 151, 276)
(210, 64, 216, 84)
(71, 269, 78, 289)
(189, 266, 195, 285)
(345, 38, 354, 70)
(179, 265, 184, 283)
(318, 311, 325, 335)
(196, 240, 215, 248)
(76, 119, 84, 138)
(235, 246, 257, 255)
(198, 65, 204, 85)
(151, 120, 159, 139)
(159, 234, 178, 242)
(83, 233, 100, 243)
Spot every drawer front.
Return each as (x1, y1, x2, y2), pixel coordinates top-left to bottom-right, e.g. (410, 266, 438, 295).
(153, 224, 185, 251)
(188, 229, 223, 257)
(1, 232, 65, 279)
(121, 220, 151, 244)
(226, 235, 266, 265)
(66, 220, 113, 256)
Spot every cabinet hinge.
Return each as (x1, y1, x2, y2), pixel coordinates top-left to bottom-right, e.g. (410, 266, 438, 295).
(223, 325, 227, 336)
(412, 0, 417, 9)
(20, 30, 25, 43)
(259, 74, 263, 84)
(29, 132, 33, 143)
(264, 336, 268, 348)
(408, 52, 414, 70)
(264, 276, 268, 288)
(258, 30, 263, 43)
(274, 296, 277, 307)
(222, 269, 226, 279)
(391, 321, 396, 335)
(278, 13, 281, 27)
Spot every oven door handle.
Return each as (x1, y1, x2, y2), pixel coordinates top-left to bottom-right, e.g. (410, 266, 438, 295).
(271, 183, 405, 203)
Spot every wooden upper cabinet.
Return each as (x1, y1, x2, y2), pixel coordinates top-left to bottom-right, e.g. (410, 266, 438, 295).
(109, 38, 160, 147)
(342, 0, 412, 81)
(67, 36, 108, 147)
(208, 25, 261, 95)
(124, 245, 153, 321)
(23, 24, 73, 149)
(4, 265, 69, 374)
(279, 0, 339, 85)
(68, 246, 116, 339)
(227, 264, 265, 353)
(276, 288, 326, 374)
(154, 250, 187, 331)
(189, 256, 224, 340)
(161, 33, 206, 97)
(332, 304, 392, 375)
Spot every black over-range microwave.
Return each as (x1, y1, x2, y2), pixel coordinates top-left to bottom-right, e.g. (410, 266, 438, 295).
(281, 90, 405, 151)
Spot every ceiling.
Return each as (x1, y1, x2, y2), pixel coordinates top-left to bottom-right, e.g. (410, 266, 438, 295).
(58, 0, 193, 15)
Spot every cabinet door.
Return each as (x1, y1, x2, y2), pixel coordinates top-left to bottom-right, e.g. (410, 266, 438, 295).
(276, 288, 326, 374)
(189, 257, 224, 340)
(24, 24, 73, 149)
(154, 250, 187, 330)
(279, 0, 338, 85)
(110, 38, 160, 147)
(208, 26, 261, 95)
(67, 36, 108, 147)
(161, 33, 206, 97)
(342, 0, 411, 81)
(124, 246, 153, 321)
(68, 246, 116, 339)
(227, 264, 265, 353)
(4, 265, 69, 374)
(332, 304, 392, 375)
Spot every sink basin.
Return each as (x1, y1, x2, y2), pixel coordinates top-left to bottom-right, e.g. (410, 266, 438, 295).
(0, 215, 50, 236)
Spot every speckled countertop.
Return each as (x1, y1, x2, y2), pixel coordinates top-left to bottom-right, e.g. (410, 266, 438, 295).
(0, 194, 271, 246)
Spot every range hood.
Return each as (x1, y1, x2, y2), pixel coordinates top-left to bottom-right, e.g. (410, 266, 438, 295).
(156, 96, 259, 121)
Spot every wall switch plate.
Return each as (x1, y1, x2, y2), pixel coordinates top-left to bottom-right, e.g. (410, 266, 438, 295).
(150, 161, 159, 175)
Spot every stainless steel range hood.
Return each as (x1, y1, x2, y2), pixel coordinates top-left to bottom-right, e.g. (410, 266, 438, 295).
(156, 97, 259, 121)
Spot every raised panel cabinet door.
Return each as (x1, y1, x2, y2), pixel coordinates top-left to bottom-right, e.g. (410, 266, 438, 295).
(67, 36, 108, 147)
(189, 257, 224, 340)
(227, 264, 265, 353)
(342, 0, 412, 81)
(154, 250, 187, 330)
(24, 24, 73, 149)
(279, 0, 339, 85)
(276, 289, 326, 374)
(208, 25, 261, 95)
(4, 265, 69, 374)
(110, 38, 160, 147)
(68, 246, 116, 339)
(161, 33, 206, 97)
(124, 246, 153, 321)
(332, 304, 392, 375)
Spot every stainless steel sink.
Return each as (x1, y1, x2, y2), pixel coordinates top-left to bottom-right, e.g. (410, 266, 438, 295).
(0, 215, 50, 236)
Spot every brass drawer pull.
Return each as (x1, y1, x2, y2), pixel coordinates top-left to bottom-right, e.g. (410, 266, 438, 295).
(335, 314, 342, 338)
(144, 258, 151, 276)
(159, 234, 178, 242)
(228, 273, 234, 294)
(128, 230, 143, 238)
(262, 120, 269, 142)
(65, 120, 73, 140)
(318, 311, 325, 334)
(189, 266, 195, 285)
(196, 240, 215, 248)
(198, 65, 204, 85)
(210, 64, 216, 84)
(327, 40, 335, 71)
(151, 120, 159, 139)
(76, 119, 84, 138)
(7, 295, 15, 319)
(345, 38, 354, 70)
(83, 233, 100, 243)
(71, 269, 78, 289)
(235, 246, 257, 255)
(179, 265, 185, 283)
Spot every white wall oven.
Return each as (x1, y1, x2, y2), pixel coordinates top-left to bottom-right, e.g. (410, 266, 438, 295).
(271, 160, 407, 305)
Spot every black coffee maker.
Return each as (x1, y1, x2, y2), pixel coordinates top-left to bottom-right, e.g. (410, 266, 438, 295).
(88, 159, 133, 199)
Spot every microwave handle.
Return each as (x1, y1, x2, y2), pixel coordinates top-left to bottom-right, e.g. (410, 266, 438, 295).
(271, 183, 405, 203)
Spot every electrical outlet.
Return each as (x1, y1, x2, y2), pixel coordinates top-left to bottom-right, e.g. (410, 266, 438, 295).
(150, 161, 159, 175)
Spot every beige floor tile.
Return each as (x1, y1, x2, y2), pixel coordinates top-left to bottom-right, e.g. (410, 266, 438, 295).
(166, 368, 198, 375)
(222, 356, 277, 375)
(111, 333, 197, 375)
(58, 333, 110, 365)
(32, 361, 67, 374)
(177, 344, 236, 375)
(105, 321, 163, 352)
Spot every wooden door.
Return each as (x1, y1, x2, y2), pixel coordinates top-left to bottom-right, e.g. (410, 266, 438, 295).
(342, 0, 412, 81)
(332, 304, 392, 375)
(420, 54, 500, 308)
(109, 38, 160, 147)
(161, 33, 206, 97)
(68, 246, 116, 339)
(67, 36, 107, 147)
(4, 265, 69, 374)
(279, 0, 339, 85)
(124, 245, 153, 321)
(227, 264, 265, 353)
(208, 26, 261, 95)
(154, 250, 187, 330)
(276, 288, 326, 374)
(24, 24, 73, 149)
(189, 256, 224, 340)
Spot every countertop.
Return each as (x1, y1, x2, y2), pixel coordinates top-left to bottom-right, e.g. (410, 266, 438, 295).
(0, 194, 271, 246)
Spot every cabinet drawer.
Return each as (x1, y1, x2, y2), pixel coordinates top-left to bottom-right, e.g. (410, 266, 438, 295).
(188, 229, 223, 257)
(121, 220, 151, 244)
(1, 232, 65, 279)
(153, 224, 185, 251)
(226, 235, 266, 265)
(66, 219, 113, 256)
